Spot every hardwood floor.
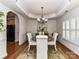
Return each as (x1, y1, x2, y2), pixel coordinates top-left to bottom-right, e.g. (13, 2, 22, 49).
(4, 41, 28, 59)
(57, 42, 79, 59)
(4, 41, 79, 59)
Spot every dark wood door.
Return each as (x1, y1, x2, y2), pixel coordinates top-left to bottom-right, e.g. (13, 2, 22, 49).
(7, 25, 15, 41)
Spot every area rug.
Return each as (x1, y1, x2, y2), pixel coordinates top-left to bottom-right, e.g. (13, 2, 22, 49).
(17, 46, 69, 59)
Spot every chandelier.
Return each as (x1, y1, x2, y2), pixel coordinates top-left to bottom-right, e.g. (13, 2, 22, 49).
(37, 7, 48, 23)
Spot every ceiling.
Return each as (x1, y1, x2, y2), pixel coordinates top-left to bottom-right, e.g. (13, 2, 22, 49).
(0, 0, 27, 17)
(16, 0, 70, 18)
(1, 0, 79, 19)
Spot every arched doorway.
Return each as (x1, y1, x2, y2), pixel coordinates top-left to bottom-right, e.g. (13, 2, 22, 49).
(6, 11, 19, 56)
(7, 12, 15, 41)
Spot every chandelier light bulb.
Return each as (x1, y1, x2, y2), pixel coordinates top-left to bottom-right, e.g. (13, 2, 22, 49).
(45, 19, 48, 22)
(42, 18, 45, 20)
(37, 18, 40, 21)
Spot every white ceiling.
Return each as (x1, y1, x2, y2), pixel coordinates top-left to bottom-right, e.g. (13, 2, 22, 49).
(1, 0, 79, 19)
(0, 0, 27, 17)
(16, 0, 70, 18)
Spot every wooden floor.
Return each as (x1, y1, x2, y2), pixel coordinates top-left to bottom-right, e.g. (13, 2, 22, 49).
(4, 41, 28, 59)
(57, 42, 79, 59)
(4, 41, 79, 59)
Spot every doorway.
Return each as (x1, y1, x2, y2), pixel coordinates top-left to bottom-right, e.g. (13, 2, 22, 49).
(7, 11, 15, 41)
(6, 11, 19, 56)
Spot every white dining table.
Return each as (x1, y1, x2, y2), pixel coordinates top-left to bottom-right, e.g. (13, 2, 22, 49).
(36, 35, 48, 59)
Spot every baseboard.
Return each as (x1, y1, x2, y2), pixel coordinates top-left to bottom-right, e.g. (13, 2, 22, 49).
(19, 39, 27, 45)
(58, 39, 79, 56)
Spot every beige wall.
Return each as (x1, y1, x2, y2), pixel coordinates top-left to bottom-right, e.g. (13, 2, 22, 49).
(15, 15, 19, 42)
(18, 14, 28, 45)
(26, 19, 57, 34)
(47, 19, 57, 34)
(26, 19, 37, 33)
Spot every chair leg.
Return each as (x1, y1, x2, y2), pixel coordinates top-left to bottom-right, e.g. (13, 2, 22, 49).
(27, 45, 32, 55)
(54, 45, 57, 51)
(28, 45, 30, 52)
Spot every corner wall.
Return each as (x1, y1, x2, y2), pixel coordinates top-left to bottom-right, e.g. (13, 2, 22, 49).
(18, 14, 28, 45)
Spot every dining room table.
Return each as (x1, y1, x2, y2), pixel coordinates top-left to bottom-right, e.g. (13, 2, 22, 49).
(36, 35, 48, 59)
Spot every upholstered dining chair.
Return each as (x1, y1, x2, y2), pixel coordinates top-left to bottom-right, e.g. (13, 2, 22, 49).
(27, 33, 36, 51)
(48, 32, 58, 51)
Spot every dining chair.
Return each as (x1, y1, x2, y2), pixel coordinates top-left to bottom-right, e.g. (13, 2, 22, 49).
(27, 33, 36, 51)
(48, 32, 58, 51)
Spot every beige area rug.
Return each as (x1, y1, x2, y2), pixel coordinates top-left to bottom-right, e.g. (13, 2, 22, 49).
(17, 46, 69, 59)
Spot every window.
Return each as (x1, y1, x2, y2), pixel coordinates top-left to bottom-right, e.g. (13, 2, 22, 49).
(66, 20, 69, 29)
(63, 31, 65, 38)
(77, 17, 79, 29)
(66, 31, 69, 40)
(62, 20, 70, 40)
(70, 31, 76, 40)
(71, 19, 76, 29)
(62, 17, 79, 46)
(77, 31, 79, 40)
(76, 17, 79, 44)
(63, 21, 65, 29)
(62, 21, 66, 38)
